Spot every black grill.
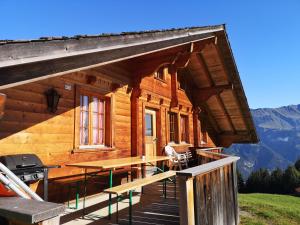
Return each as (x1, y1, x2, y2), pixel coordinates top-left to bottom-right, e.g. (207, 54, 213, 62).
(0, 154, 59, 201)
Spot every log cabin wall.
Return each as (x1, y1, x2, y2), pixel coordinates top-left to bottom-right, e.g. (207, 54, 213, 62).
(0, 62, 133, 200)
(0, 59, 217, 200)
(135, 64, 217, 155)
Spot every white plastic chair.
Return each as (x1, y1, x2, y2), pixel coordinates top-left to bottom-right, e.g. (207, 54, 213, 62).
(164, 145, 188, 170)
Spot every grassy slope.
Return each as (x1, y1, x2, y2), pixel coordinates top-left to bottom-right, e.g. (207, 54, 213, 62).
(239, 193, 300, 225)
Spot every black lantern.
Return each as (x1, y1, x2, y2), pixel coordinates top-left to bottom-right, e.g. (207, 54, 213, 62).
(45, 88, 61, 113)
(0, 93, 6, 120)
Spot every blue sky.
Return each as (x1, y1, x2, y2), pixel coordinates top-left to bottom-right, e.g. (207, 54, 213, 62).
(1, 0, 300, 109)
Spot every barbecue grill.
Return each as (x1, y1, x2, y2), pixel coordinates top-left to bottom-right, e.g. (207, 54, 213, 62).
(0, 154, 59, 201)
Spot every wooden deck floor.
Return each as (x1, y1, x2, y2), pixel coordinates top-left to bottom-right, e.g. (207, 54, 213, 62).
(113, 198, 179, 225)
(60, 178, 180, 225)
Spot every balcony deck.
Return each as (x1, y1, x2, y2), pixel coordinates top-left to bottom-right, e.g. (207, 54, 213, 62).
(0, 148, 239, 225)
(60, 178, 179, 225)
(57, 148, 239, 225)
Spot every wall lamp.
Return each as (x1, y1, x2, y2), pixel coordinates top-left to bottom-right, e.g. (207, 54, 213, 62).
(45, 88, 61, 113)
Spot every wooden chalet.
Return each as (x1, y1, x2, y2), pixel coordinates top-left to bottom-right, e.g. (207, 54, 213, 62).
(0, 24, 258, 225)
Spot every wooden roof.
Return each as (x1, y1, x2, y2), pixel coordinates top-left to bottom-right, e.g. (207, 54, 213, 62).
(0, 24, 258, 146)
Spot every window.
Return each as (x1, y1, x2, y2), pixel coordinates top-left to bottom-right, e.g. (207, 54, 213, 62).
(169, 112, 177, 142)
(180, 115, 189, 143)
(145, 113, 153, 136)
(79, 94, 108, 146)
(154, 66, 165, 80)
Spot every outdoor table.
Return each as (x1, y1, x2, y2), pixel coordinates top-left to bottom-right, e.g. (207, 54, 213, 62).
(66, 155, 171, 217)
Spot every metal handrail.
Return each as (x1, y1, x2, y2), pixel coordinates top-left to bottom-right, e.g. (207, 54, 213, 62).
(0, 162, 43, 201)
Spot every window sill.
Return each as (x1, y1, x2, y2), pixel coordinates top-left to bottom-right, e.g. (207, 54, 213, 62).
(72, 146, 116, 154)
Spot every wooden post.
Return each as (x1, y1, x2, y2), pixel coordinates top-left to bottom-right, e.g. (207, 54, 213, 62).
(169, 65, 178, 108)
(0, 93, 6, 120)
(178, 176, 195, 225)
(130, 84, 141, 156)
(231, 162, 239, 225)
(192, 107, 200, 147)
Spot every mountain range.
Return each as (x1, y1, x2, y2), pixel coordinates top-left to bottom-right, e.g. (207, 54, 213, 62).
(225, 104, 300, 178)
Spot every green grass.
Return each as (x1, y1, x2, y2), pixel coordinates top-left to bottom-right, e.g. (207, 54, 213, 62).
(239, 193, 300, 225)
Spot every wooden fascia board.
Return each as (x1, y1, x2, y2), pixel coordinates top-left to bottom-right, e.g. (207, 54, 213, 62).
(0, 33, 217, 90)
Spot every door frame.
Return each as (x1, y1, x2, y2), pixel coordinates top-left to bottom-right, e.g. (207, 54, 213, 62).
(143, 107, 160, 156)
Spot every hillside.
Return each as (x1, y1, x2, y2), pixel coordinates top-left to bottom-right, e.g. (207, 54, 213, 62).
(226, 105, 300, 178)
(239, 193, 300, 225)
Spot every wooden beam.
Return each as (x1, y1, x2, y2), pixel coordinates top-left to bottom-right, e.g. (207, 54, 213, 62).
(213, 43, 254, 136)
(133, 54, 178, 77)
(216, 94, 236, 132)
(131, 76, 142, 156)
(195, 53, 236, 134)
(218, 131, 253, 147)
(192, 36, 217, 53)
(0, 93, 6, 120)
(196, 53, 215, 85)
(193, 107, 201, 147)
(172, 52, 191, 68)
(199, 107, 221, 134)
(193, 84, 233, 102)
(169, 65, 179, 107)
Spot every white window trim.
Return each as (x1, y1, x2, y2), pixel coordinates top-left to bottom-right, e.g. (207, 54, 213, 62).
(79, 144, 106, 149)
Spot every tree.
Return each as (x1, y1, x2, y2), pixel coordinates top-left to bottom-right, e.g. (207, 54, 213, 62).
(282, 166, 300, 194)
(237, 169, 245, 193)
(245, 168, 270, 193)
(295, 158, 300, 171)
(270, 168, 284, 194)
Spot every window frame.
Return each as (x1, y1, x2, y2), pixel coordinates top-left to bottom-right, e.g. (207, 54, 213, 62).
(76, 89, 112, 149)
(168, 112, 178, 143)
(180, 115, 189, 143)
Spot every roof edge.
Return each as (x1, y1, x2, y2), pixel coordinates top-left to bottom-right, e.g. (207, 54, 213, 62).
(0, 25, 224, 68)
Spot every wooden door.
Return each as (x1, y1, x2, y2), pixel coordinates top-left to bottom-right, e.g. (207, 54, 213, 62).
(145, 109, 157, 157)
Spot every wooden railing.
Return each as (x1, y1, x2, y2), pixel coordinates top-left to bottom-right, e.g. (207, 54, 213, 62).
(177, 150, 240, 225)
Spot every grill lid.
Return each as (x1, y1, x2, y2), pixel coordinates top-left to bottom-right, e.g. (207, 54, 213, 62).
(0, 154, 44, 171)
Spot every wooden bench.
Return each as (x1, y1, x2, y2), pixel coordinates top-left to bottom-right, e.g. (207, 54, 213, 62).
(103, 170, 176, 224)
(0, 197, 64, 225)
(52, 167, 139, 209)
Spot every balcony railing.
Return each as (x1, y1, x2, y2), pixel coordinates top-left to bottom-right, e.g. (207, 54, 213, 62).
(177, 149, 240, 225)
